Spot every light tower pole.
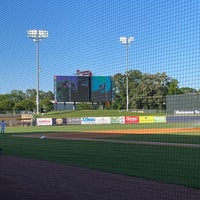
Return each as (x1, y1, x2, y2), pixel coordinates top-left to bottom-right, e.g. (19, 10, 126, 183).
(27, 30, 48, 114)
(120, 36, 134, 111)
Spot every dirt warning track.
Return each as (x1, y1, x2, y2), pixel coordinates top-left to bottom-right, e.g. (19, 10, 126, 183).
(16, 127, 200, 141)
(91, 127, 200, 134)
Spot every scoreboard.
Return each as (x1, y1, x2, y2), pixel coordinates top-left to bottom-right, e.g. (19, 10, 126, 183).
(54, 76, 112, 102)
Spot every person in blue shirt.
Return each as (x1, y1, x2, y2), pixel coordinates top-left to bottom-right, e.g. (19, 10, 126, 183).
(1, 120, 6, 134)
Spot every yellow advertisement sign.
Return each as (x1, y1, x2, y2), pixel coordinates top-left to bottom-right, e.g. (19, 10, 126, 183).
(139, 116, 154, 123)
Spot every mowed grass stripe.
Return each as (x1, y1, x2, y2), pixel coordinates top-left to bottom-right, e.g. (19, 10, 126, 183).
(101, 134, 200, 144)
(1, 135, 200, 188)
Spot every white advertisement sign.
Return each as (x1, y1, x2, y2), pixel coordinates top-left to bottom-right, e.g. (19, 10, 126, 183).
(81, 117, 96, 124)
(95, 117, 111, 124)
(37, 118, 52, 126)
(119, 116, 125, 124)
(175, 110, 200, 115)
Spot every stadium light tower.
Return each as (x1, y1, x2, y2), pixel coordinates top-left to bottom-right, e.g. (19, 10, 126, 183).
(27, 30, 48, 114)
(120, 36, 134, 111)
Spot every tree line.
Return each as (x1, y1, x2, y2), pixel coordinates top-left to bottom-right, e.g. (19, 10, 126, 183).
(0, 70, 198, 112)
(111, 70, 198, 110)
(0, 89, 54, 113)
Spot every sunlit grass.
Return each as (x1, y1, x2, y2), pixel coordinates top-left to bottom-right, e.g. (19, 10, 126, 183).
(0, 135, 200, 188)
(43, 110, 166, 118)
(1, 121, 200, 189)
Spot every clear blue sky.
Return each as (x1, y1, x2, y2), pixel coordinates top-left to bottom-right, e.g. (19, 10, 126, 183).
(0, 0, 200, 94)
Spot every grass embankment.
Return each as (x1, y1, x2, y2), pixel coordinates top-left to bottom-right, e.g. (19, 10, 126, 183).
(42, 110, 166, 118)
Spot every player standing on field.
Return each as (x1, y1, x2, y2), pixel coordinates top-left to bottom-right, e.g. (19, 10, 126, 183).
(1, 120, 6, 134)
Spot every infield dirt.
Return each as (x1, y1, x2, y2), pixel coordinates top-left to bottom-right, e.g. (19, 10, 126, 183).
(17, 127, 200, 140)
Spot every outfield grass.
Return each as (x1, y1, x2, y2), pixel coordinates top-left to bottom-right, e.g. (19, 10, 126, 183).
(1, 134, 200, 188)
(102, 134, 200, 144)
(1, 123, 200, 189)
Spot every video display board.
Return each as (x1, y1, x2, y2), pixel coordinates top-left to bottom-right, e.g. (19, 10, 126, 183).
(54, 76, 113, 103)
(54, 76, 90, 102)
(91, 76, 112, 102)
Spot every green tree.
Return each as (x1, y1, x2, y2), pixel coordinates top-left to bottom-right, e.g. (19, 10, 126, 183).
(180, 87, 197, 94)
(113, 71, 173, 110)
(40, 91, 54, 100)
(26, 89, 36, 100)
(166, 78, 181, 95)
(40, 98, 54, 112)
(25, 89, 54, 101)
(10, 90, 26, 101)
(132, 73, 167, 109)
(0, 100, 15, 111)
(128, 70, 143, 109)
(0, 89, 54, 112)
(0, 94, 12, 101)
(13, 99, 35, 111)
(112, 73, 126, 109)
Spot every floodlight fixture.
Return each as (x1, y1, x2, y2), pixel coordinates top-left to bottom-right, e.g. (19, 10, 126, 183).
(120, 36, 134, 112)
(27, 30, 48, 41)
(27, 30, 48, 114)
(120, 36, 134, 44)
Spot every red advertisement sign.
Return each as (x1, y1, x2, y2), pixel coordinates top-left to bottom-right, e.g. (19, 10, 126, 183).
(125, 116, 139, 124)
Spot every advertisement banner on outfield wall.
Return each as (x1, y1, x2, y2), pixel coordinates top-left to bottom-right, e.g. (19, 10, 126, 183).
(81, 117, 96, 124)
(153, 116, 166, 123)
(111, 117, 119, 123)
(94, 117, 111, 124)
(67, 118, 81, 125)
(125, 116, 139, 124)
(37, 118, 52, 126)
(139, 116, 154, 123)
(119, 116, 125, 124)
(52, 118, 67, 125)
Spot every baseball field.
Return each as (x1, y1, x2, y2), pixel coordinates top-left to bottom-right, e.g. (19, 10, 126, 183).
(1, 122, 200, 199)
